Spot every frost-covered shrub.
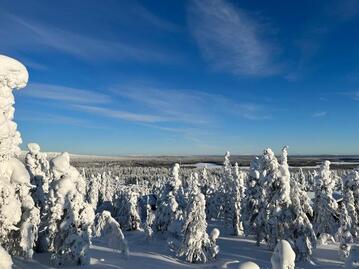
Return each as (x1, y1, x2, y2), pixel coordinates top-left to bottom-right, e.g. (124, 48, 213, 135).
(313, 161, 339, 236)
(177, 191, 218, 263)
(0, 55, 40, 260)
(94, 210, 129, 257)
(47, 152, 95, 266)
(271, 240, 296, 269)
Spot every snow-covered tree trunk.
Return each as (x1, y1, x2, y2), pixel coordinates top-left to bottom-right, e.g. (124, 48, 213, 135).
(0, 55, 40, 260)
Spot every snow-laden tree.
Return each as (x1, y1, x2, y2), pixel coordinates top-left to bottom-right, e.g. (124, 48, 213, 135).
(0, 55, 40, 260)
(177, 191, 218, 263)
(242, 156, 263, 239)
(290, 179, 316, 261)
(336, 204, 353, 259)
(154, 190, 183, 238)
(261, 147, 292, 249)
(143, 204, 155, 240)
(271, 240, 296, 269)
(94, 211, 129, 257)
(25, 143, 50, 208)
(47, 152, 95, 266)
(87, 173, 100, 210)
(343, 168, 359, 236)
(231, 162, 245, 236)
(115, 187, 141, 231)
(222, 151, 235, 229)
(313, 160, 339, 236)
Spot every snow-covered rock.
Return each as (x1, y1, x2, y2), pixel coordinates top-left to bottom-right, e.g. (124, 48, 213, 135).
(238, 261, 260, 269)
(0, 246, 13, 269)
(271, 240, 296, 269)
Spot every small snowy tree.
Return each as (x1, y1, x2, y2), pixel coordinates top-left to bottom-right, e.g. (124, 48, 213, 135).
(336, 204, 353, 259)
(313, 160, 339, 236)
(177, 192, 218, 263)
(47, 152, 95, 266)
(94, 211, 129, 257)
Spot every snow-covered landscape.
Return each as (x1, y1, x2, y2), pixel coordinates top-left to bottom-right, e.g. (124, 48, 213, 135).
(0, 54, 358, 268)
(2, 0, 359, 268)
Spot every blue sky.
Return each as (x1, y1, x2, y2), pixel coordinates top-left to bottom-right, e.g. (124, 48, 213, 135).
(1, 0, 359, 155)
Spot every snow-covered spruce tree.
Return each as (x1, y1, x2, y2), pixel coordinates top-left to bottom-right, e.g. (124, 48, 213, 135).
(260, 147, 292, 249)
(154, 190, 183, 239)
(290, 180, 316, 261)
(336, 204, 353, 259)
(231, 162, 245, 236)
(154, 163, 184, 237)
(177, 190, 218, 263)
(115, 188, 141, 231)
(313, 160, 339, 236)
(94, 210, 129, 257)
(343, 167, 359, 236)
(47, 152, 95, 266)
(25, 143, 50, 208)
(143, 203, 155, 240)
(222, 151, 235, 230)
(241, 156, 263, 239)
(87, 173, 100, 210)
(0, 55, 40, 260)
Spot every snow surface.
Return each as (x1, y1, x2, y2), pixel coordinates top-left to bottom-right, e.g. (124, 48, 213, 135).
(13, 229, 345, 269)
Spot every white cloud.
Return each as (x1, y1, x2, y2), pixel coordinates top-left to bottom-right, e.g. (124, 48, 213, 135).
(73, 104, 169, 123)
(111, 83, 271, 123)
(188, 0, 280, 76)
(20, 83, 111, 104)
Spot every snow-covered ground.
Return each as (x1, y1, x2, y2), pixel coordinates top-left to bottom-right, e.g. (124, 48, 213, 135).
(14, 230, 343, 269)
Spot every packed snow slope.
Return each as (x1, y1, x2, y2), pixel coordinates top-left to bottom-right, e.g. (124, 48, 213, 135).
(14, 231, 343, 269)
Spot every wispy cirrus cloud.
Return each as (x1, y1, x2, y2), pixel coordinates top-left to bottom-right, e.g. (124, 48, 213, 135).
(0, 12, 175, 64)
(188, 0, 281, 77)
(73, 104, 170, 123)
(20, 83, 111, 104)
(111, 83, 271, 123)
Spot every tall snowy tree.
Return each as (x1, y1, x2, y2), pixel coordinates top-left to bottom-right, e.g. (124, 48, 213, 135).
(47, 152, 95, 266)
(0, 55, 40, 260)
(241, 156, 264, 240)
(313, 160, 339, 236)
